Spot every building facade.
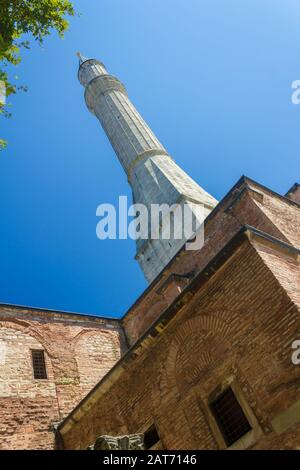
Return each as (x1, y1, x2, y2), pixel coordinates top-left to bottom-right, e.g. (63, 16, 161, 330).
(0, 306, 125, 449)
(0, 56, 299, 450)
(57, 177, 300, 450)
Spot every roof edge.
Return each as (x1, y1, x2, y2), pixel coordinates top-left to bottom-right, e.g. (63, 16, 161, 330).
(0, 302, 120, 323)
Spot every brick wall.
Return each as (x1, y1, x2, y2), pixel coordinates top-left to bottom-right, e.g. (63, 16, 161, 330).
(59, 236, 300, 450)
(0, 308, 124, 449)
(122, 178, 300, 345)
(2, 178, 299, 450)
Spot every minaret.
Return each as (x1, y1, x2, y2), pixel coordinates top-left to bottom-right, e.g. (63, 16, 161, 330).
(77, 53, 217, 283)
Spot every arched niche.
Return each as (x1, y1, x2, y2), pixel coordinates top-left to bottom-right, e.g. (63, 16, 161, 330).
(74, 329, 121, 392)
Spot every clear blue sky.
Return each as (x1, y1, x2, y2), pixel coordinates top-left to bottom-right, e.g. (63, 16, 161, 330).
(0, 0, 299, 317)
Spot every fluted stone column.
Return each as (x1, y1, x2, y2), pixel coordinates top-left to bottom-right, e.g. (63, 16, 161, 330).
(78, 54, 217, 283)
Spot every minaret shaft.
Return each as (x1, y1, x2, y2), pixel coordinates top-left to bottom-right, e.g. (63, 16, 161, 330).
(81, 59, 168, 181)
(78, 57, 217, 282)
(93, 88, 168, 179)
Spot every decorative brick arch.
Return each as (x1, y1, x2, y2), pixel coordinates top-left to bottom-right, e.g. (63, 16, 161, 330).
(158, 314, 233, 403)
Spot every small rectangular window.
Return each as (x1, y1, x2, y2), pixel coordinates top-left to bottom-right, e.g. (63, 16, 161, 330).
(144, 424, 160, 449)
(31, 350, 47, 379)
(209, 387, 251, 446)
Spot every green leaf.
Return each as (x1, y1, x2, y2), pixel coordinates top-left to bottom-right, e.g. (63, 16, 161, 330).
(0, 0, 75, 149)
(0, 138, 7, 150)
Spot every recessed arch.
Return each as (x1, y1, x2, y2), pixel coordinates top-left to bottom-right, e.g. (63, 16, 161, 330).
(74, 329, 121, 394)
(158, 314, 232, 403)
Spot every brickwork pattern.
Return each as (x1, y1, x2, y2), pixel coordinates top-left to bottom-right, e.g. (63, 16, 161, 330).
(60, 239, 300, 450)
(0, 309, 123, 449)
(122, 179, 300, 345)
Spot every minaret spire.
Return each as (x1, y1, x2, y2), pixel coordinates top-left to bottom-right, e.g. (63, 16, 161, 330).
(77, 55, 217, 283)
(76, 51, 88, 65)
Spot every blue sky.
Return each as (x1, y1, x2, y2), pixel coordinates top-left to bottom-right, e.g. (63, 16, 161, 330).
(0, 0, 299, 318)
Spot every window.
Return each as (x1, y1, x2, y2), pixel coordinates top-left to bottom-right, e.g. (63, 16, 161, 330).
(31, 350, 47, 379)
(144, 424, 160, 449)
(209, 387, 252, 446)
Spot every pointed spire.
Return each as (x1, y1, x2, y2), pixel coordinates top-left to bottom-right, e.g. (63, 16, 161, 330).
(76, 51, 88, 65)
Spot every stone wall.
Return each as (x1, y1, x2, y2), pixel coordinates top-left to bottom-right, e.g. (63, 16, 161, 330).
(0, 307, 124, 449)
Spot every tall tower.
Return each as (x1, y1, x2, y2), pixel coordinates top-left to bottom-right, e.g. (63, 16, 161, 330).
(78, 53, 217, 283)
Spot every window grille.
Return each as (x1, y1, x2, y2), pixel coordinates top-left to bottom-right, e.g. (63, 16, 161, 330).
(31, 350, 47, 379)
(209, 387, 252, 446)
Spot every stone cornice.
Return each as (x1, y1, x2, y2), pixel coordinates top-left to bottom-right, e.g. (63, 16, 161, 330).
(0, 303, 120, 326)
